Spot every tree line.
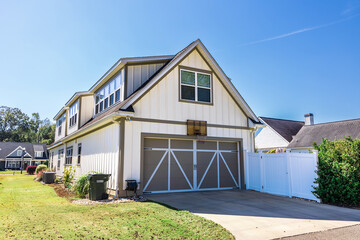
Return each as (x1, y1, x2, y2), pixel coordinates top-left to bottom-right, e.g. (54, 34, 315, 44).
(0, 106, 55, 145)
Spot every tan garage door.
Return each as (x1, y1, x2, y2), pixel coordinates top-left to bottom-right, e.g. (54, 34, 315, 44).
(143, 137, 240, 193)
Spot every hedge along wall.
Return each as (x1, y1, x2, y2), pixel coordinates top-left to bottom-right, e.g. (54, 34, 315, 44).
(313, 137, 360, 206)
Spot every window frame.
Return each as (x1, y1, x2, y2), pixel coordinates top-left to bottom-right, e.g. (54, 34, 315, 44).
(77, 143, 82, 165)
(94, 70, 122, 116)
(69, 101, 79, 128)
(65, 147, 73, 166)
(179, 66, 213, 105)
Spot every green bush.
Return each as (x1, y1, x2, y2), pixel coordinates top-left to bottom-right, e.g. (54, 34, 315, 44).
(73, 174, 90, 198)
(313, 137, 360, 206)
(43, 160, 49, 167)
(35, 164, 47, 174)
(63, 166, 75, 189)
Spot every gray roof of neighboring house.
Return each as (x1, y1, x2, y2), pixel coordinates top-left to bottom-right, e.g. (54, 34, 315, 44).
(288, 118, 360, 148)
(260, 117, 304, 142)
(0, 142, 48, 160)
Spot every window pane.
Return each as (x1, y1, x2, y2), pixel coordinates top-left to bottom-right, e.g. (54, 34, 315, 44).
(105, 84, 110, 97)
(197, 73, 210, 88)
(110, 94, 114, 106)
(104, 98, 109, 109)
(181, 71, 195, 85)
(181, 85, 195, 100)
(115, 89, 120, 102)
(95, 104, 99, 114)
(110, 80, 115, 93)
(96, 95, 100, 104)
(100, 101, 103, 112)
(198, 88, 211, 102)
(99, 89, 105, 100)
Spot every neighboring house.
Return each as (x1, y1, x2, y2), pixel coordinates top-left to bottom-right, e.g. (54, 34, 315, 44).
(48, 39, 261, 196)
(255, 116, 304, 151)
(288, 117, 360, 152)
(0, 142, 48, 170)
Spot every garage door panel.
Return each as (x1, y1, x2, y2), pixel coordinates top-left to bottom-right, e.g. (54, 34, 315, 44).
(170, 154, 192, 190)
(221, 152, 239, 181)
(144, 152, 168, 192)
(144, 138, 168, 148)
(197, 141, 217, 150)
(197, 152, 218, 189)
(171, 139, 193, 149)
(173, 151, 193, 184)
(219, 142, 237, 151)
(219, 158, 236, 188)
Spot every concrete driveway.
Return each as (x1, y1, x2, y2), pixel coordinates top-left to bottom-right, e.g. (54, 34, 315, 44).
(147, 190, 360, 240)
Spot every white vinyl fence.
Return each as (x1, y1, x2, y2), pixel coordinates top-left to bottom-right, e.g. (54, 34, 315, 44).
(246, 152, 319, 202)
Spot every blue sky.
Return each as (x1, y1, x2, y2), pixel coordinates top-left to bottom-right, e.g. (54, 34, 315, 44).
(1, 0, 360, 124)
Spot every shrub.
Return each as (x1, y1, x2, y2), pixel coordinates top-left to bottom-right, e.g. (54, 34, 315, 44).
(43, 160, 49, 167)
(73, 174, 90, 198)
(313, 137, 360, 206)
(35, 164, 47, 174)
(26, 166, 37, 175)
(63, 166, 75, 188)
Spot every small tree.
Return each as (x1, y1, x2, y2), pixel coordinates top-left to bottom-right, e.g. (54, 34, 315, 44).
(63, 166, 75, 189)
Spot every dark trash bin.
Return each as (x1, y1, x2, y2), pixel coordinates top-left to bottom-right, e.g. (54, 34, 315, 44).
(43, 172, 56, 184)
(87, 174, 111, 200)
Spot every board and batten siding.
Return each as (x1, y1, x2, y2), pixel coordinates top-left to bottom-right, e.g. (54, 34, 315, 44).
(122, 49, 253, 189)
(255, 126, 289, 150)
(126, 63, 166, 97)
(79, 95, 94, 128)
(50, 124, 120, 190)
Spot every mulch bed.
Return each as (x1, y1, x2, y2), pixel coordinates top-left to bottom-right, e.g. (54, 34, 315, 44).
(48, 183, 146, 205)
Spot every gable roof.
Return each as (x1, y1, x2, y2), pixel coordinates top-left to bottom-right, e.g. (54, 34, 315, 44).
(288, 118, 360, 148)
(120, 39, 259, 121)
(0, 142, 48, 160)
(260, 117, 304, 142)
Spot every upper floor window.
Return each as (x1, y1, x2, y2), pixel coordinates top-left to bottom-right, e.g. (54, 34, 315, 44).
(95, 71, 122, 115)
(35, 151, 43, 158)
(69, 101, 79, 128)
(57, 113, 66, 135)
(17, 150, 22, 156)
(77, 143, 82, 165)
(180, 69, 212, 104)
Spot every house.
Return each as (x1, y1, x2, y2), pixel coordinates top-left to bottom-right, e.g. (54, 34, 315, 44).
(255, 116, 305, 151)
(0, 142, 48, 170)
(288, 117, 360, 152)
(48, 39, 261, 196)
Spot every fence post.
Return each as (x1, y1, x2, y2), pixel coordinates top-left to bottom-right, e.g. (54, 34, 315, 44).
(244, 150, 248, 190)
(260, 151, 264, 192)
(286, 151, 293, 198)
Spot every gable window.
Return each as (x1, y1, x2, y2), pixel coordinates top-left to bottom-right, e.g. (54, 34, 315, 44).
(17, 149, 23, 156)
(66, 147, 73, 165)
(35, 151, 43, 158)
(77, 143, 82, 165)
(94, 71, 122, 115)
(180, 69, 212, 103)
(69, 101, 79, 128)
(58, 149, 64, 168)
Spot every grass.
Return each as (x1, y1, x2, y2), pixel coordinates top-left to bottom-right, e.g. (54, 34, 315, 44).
(0, 170, 24, 175)
(0, 175, 234, 239)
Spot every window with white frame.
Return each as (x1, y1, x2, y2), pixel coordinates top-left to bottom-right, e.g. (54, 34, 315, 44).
(17, 150, 23, 156)
(95, 71, 122, 115)
(69, 101, 79, 128)
(35, 151, 43, 158)
(77, 143, 82, 165)
(66, 147, 73, 165)
(57, 113, 66, 135)
(58, 149, 64, 168)
(180, 69, 212, 103)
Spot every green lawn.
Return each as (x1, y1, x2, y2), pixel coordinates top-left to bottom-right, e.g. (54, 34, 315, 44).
(0, 170, 24, 175)
(0, 175, 233, 239)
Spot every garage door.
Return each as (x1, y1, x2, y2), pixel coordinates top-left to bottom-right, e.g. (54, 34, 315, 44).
(143, 138, 240, 193)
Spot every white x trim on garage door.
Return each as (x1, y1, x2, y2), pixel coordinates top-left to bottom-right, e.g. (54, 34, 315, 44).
(143, 138, 240, 193)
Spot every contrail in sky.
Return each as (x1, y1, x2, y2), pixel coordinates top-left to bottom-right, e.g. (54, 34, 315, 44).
(240, 14, 360, 46)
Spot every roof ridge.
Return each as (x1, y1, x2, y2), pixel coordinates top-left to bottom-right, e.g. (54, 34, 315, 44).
(303, 117, 360, 127)
(259, 116, 304, 123)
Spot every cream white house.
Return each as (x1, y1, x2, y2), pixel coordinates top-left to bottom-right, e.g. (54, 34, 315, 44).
(48, 39, 261, 196)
